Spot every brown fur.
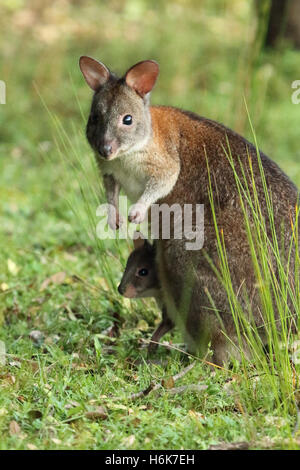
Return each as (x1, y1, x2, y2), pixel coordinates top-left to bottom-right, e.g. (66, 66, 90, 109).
(151, 106, 298, 364)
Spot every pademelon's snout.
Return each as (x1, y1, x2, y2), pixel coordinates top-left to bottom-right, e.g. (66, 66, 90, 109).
(118, 283, 137, 298)
(99, 140, 118, 159)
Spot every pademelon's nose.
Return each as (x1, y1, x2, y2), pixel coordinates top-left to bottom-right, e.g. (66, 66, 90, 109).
(102, 143, 112, 157)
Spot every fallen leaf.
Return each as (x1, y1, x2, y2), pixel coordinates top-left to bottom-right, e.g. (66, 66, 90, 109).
(85, 406, 108, 421)
(28, 409, 43, 420)
(234, 398, 245, 414)
(136, 319, 149, 331)
(44, 334, 60, 345)
(188, 409, 205, 421)
(32, 296, 46, 305)
(51, 438, 62, 445)
(7, 259, 20, 276)
(265, 415, 288, 427)
(28, 306, 40, 317)
(27, 443, 38, 450)
(65, 400, 80, 410)
(107, 403, 128, 411)
(29, 330, 44, 345)
(40, 272, 66, 291)
(9, 361, 21, 368)
(122, 435, 135, 447)
(162, 376, 175, 389)
(28, 361, 39, 373)
(131, 417, 141, 426)
(63, 252, 78, 262)
(9, 420, 21, 436)
(1, 373, 16, 386)
(96, 277, 109, 291)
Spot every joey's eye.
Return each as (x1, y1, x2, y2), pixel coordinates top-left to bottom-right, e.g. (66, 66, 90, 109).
(123, 114, 132, 125)
(138, 268, 148, 276)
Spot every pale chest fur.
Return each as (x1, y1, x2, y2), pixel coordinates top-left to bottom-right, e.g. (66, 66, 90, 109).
(100, 152, 148, 203)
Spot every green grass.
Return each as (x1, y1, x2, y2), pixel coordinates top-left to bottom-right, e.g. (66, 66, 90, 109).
(0, 0, 300, 450)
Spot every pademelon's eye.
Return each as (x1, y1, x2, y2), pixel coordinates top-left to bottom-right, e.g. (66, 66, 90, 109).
(138, 268, 148, 276)
(123, 114, 132, 125)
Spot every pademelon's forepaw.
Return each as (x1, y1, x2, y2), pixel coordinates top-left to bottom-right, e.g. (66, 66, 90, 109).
(128, 203, 147, 224)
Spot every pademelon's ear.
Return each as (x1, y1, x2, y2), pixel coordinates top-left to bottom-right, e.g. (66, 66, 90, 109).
(125, 60, 159, 98)
(79, 56, 110, 91)
(133, 231, 145, 250)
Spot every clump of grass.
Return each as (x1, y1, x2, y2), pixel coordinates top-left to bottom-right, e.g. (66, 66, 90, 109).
(205, 103, 299, 437)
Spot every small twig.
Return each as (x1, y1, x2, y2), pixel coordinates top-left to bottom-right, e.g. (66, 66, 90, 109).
(209, 437, 300, 450)
(114, 361, 197, 402)
(167, 384, 208, 395)
(209, 441, 250, 450)
(172, 361, 195, 381)
(128, 383, 159, 400)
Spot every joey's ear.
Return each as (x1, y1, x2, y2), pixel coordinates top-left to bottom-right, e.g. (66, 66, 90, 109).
(133, 231, 145, 250)
(125, 60, 159, 98)
(79, 56, 110, 91)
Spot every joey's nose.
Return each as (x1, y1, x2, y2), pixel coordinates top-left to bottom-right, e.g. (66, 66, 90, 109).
(117, 284, 124, 295)
(102, 143, 112, 157)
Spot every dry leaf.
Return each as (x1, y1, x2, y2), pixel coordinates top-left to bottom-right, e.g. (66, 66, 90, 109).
(32, 296, 46, 305)
(162, 376, 175, 389)
(1, 373, 16, 386)
(9, 361, 21, 368)
(40, 271, 66, 291)
(136, 319, 149, 331)
(63, 252, 78, 262)
(28, 409, 43, 420)
(29, 330, 44, 345)
(96, 277, 109, 291)
(9, 420, 21, 436)
(122, 435, 136, 447)
(85, 406, 108, 421)
(27, 443, 38, 450)
(7, 259, 20, 276)
(65, 401, 80, 410)
(107, 403, 128, 411)
(265, 415, 288, 427)
(28, 361, 39, 373)
(234, 398, 245, 414)
(51, 438, 62, 445)
(188, 409, 205, 421)
(131, 417, 141, 426)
